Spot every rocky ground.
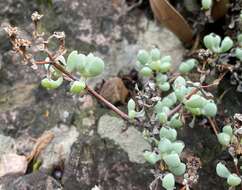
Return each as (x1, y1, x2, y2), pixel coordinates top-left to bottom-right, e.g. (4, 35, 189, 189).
(0, 0, 235, 189)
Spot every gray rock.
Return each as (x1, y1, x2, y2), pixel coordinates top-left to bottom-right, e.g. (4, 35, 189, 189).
(0, 0, 37, 25)
(0, 0, 185, 87)
(0, 171, 63, 190)
(0, 134, 16, 155)
(39, 125, 79, 172)
(137, 21, 185, 69)
(0, 0, 185, 136)
(0, 154, 27, 178)
(15, 133, 35, 156)
(82, 117, 95, 128)
(0, 83, 36, 113)
(87, 19, 185, 86)
(62, 135, 152, 190)
(0, 54, 3, 70)
(97, 114, 151, 164)
(0, 26, 11, 53)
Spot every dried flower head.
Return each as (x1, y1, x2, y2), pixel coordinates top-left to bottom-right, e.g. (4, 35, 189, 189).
(15, 38, 32, 49)
(53, 32, 65, 40)
(185, 156, 201, 186)
(31, 11, 43, 22)
(4, 25, 18, 40)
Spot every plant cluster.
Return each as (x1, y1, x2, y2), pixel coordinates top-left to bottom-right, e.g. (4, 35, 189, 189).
(4, 9, 242, 190)
(203, 33, 233, 54)
(215, 114, 242, 188)
(126, 38, 242, 188)
(196, 12, 242, 92)
(4, 11, 130, 121)
(41, 51, 104, 93)
(126, 14, 242, 186)
(126, 47, 221, 189)
(217, 162, 241, 187)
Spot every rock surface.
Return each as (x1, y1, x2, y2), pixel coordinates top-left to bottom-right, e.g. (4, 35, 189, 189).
(0, 171, 63, 190)
(0, 154, 27, 178)
(98, 114, 151, 164)
(0, 0, 230, 190)
(0, 0, 185, 84)
(62, 135, 153, 190)
(0, 0, 185, 137)
(0, 134, 16, 156)
(39, 125, 79, 172)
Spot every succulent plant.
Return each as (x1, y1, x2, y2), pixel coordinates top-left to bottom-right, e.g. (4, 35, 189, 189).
(160, 127, 177, 142)
(150, 48, 161, 61)
(6, 10, 242, 190)
(203, 33, 233, 53)
(216, 162, 231, 178)
(185, 94, 206, 108)
(227, 174, 241, 187)
(41, 76, 63, 90)
(163, 153, 181, 168)
(179, 58, 198, 74)
(162, 173, 175, 190)
(127, 98, 134, 109)
(82, 53, 105, 77)
(143, 151, 160, 165)
(66, 51, 85, 72)
(235, 48, 242, 61)
(158, 138, 172, 153)
(159, 82, 171, 92)
(237, 34, 242, 46)
(137, 49, 150, 65)
(222, 125, 233, 137)
(215, 123, 242, 187)
(169, 141, 185, 155)
(217, 132, 231, 146)
(201, 0, 213, 10)
(41, 51, 105, 94)
(169, 113, 183, 128)
(133, 48, 221, 186)
(157, 112, 168, 124)
(140, 67, 153, 77)
(169, 162, 186, 176)
(127, 99, 136, 119)
(137, 48, 172, 77)
(201, 101, 217, 117)
(70, 80, 86, 94)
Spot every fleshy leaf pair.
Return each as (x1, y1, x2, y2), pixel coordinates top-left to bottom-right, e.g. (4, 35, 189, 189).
(66, 51, 104, 77)
(216, 162, 241, 187)
(41, 51, 105, 94)
(203, 33, 233, 53)
(127, 99, 144, 119)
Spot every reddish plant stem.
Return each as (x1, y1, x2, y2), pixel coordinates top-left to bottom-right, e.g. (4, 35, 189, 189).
(167, 104, 182, 118)
(234, 162, 240, 176)
(86, 85, 130, 120)
(45, 52, 130, 121)
(167, 86, 219, 135)
(35, 60, 52, 65)
(208, 117, 218, 135)
(167, 88, 198, 118)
